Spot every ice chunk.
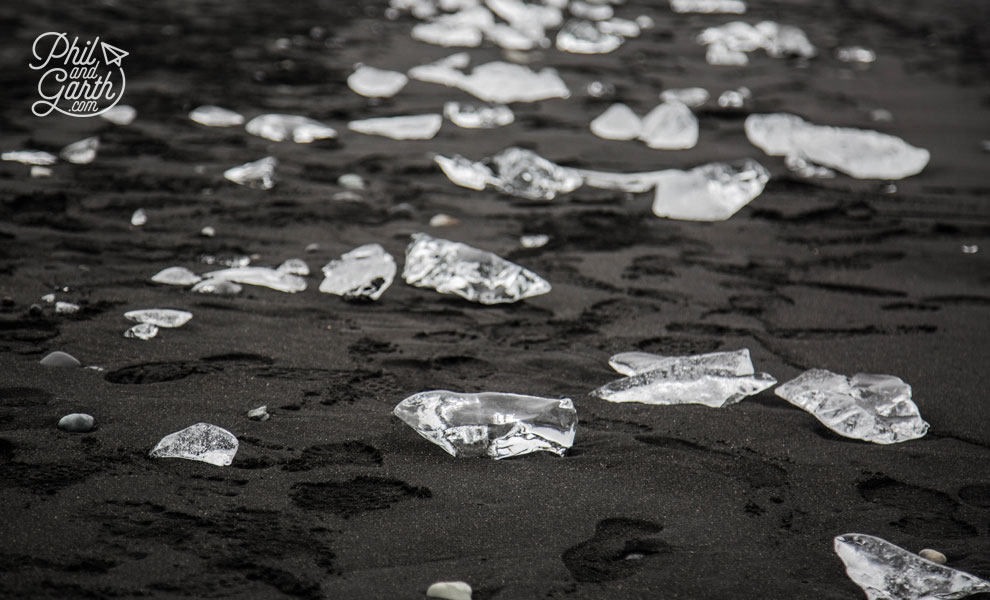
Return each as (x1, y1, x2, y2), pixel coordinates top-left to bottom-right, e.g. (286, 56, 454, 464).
(520, 234, 550, 248)
(745, 113, 930, 180)
(775, 369, 929, 444)
(651, 159, 770, 221)
(276, 258, 309, 276)
(125, 309, 193, 328)
(189, 105, 245, 127)
(224, 156, 277, 190)
(758, 21, 816, 58)
(393, 390, 576, 459)
(348, 114, 442, 140)
(834, 534, 990, 600)
(246, 114, 336, 143)
(58, 413, 95, 433)
(151, 266, 202, 286)
(347, 65, 409, 98)
(444, 102, 514, 128)
(204, 266, 306, 293)
(671, 0, 746, 14)
(60, 137, 99, 164)
(101, 105, 136, 125)
(31, 166, 52, 178)
(338, 173, 365, 190)
(593, 350, 776, 407)
(486, 0, 562, 40)
(434, 154, 495, 191)
(430, 213, 459, 227)
(488, 147, 583, 200)
(55, 301, 80, 315)
(149, 423, 238, 467)
(319, 243, 396, 301)
(590, 104, 642, 141)
(698, 20, 815, 63)
(697, 22, 764, 53)
(246, 405, 270, 421)
(191, 278, 243, 295)
(40, 351, 81, 368)
(571, 0, 613, 20)
(639, 102, 699, 149)
(1, 150, 57, 165)
(706, 42, 749, 66)
(836, 46, 876, 63)
(410, 56, 569, 103)
(660, 87, 710, 107)
(412, 21, 483, 47)
(598, 18, 641, 38)
(556, 20, 624, 54)
(130, 208, 147, 226)
(403, 233, 551, 304)
(717, 87, 751, 108)
(484, 23, 537, 50)
(200, 226, 216, 237)
(125, 323, 159, 340)
(427, 581, 472, 600)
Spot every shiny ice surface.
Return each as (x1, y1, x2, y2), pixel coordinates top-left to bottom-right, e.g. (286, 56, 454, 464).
(639, 101, 699, 149)
(319, 244, 397, 301)
(149, 423, 238, 467)
(651, 160, 770, 221)
(124, 309, 193, 328)
(590, 103, 642, 141)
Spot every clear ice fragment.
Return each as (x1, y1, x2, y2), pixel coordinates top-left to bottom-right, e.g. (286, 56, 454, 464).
(124, 309, 193, 328)
(556, 20, 624, 54)
(246, 114, 336, 143)
(347, 65, 409, 98)
(520, 234, 550, 248)
(149, 423, 238, 467)
(590, 104, 643, 141)
(717, 87, 751, 108)
(277, 258, 310, 276)
(1, 150, 58, 165)
(125, 323, 159, 340)
(444, 102, 514, 128)
(609, 349, 756, 377)
(651, 159, 770, 221)
(488, 147, 583, 200)
(403, 233, 551, 304)
(348, 114, 442, 140)
(660, 87, 710, 107)
(60, 137, 99, 164)
(639, 101, 699, 149)
(55, 301, 80, 315)
(189, 105, 245, 127)
(434, 154, 494, 191)
(204, 266, 306, 293)
(775, 369, 929, 444)
(409, 56, 569, 103)
(191, 278, 243, 295)
(393, 390, 576, 459)
(151, 266, 202, 286)
(224, 157, 277, 190)
(834, 534, 990, 600)
(101, 105, 136, 125)
(40, 351, 81, 368)
(319, 244, 396, 301)
(671, 0, 746, 14)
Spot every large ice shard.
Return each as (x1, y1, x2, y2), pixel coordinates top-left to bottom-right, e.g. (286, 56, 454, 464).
(319, 243, 396, 301)
(774, 370, 929, 444)
(592, 349, 776, 407)
(60, 137, 99, 164)
(149, 423, 238, 467)
(403, 233, 551, 304)
(640, 102, 699, 149)
(834, 534, 990, 600)
(443, 102, 514, 129)
(124, 309, 193, 328)
(651, 160, 770, 221)
(348, 114, 443, 140)
(245, 114, 337, 143)
(393, 390, 576, 459)
(224, 157, 277, 190)
(409, 55, 569, 103)
(590, 104, 643, 141)
(347, 65, 409, 98)
(189, 105, 245, 127)
(556, 20, 624, 54)
(745, 113, 930, 180)
(203, 266, 306, 293)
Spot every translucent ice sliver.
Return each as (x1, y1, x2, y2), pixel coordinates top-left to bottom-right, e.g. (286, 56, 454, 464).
(434, 147, 580, 200)
(393, 390, 576, 459)
(60, 137, 99, 164)
(347, 65, 409, 98)
(409, 54, 569, 103)
(245, 114, 337, 143)
(1, 150, 57, 165)
(224, 157, 277, 190)
(149, 423, 238, 466)
(124, 309, 192, 328)
(203, 266, 306, 293)
(319, 244, 396, 301)
(348, 114, 442, 140)
(189, 105, 244, 127)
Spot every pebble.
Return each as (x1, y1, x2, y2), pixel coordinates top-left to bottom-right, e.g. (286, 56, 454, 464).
(58, 413, 95, 432)
(40, 351, 81, 368)
(919, 549, 947, 564)
(246, 406, 270, 421)
(201, 226, 216, 237)
(429, 213, 459, 227)
(426, 581, 471, 600)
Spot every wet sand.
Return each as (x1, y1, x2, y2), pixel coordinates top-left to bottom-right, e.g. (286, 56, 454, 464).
(2, 1, 990, 598)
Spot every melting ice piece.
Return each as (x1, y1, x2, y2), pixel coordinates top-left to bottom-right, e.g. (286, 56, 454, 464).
(60, 137, 99, 164)
(775, 369, 929, 444)
(149, 423, 238, 467)
(319, 244, 396, 301)
(485, 23, 537, 50)
(571, 0, 614, 21)
(224, 157, 277, 190)
(204, 266, 306, 293)
(55, 301, 80, 315)
(403, 233, 551, 304)
(706, 41, 749, 66)
(393, 390, 576, 459)
(413, 21, 483, 47)
(430, 213, 459, 227)
(593, 350, 776, 407)
(717, 87, 751, 108)
(836, 46, 876, 63)
(151, 266, 202, 286)
(31, 166, 52, 178)
(598, 18, 641, 38)
(125, 309, 193, 328)
(660, 87, 710, 107)
(697, 22, 764, 53)
(125, 323, 159, 340)
(745, 113, 930, 180)
(130, 208, 148, 226)
(639, 102, 699, 149)
(246, 114, 336, 143)
(434, 154, 495, 191)
(651, 159, 770, 221)
(101, 105, 136, 125)
(698, 21, 815, 62)
(410, 56, 570, 103)
(487, 0, 562, 41)
(488, 147, 583, 200)
(785, 155, 836, 179)
(834, 534, 990, 600)
(590, 104, 643, 141)
(1, 150, 58, 165)
(347, 65, 409, 98)
(348, 114, 442, 140)
(671, 0, 746, 13)
(556, 20, 624, 54)
(758, 21, 816, 59)
(189, 105, 245, 127)
(443, 102, 514, 128)
(277, 258, 309, 276)
(191, 278, 243, 295)
(520, 234, 550, 248)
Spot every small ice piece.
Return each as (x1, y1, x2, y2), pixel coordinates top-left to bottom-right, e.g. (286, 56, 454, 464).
(191, 279, 242, 295)
(520, 234, 550, 248)
(427, 581, 473, 600)
(556, 20, 624, 54)
(639, 102, 699, 149)
(58, 413, 95, 433)
(660, 87, 710, 107)
(717, 87, 750, 108)
(570, 0, 613, 20)
(488, 147, 583, 200)
(200, 226, 216, 237)
(430, 213, 459, 227)
(1, 150, 58, 165)
(125, 323, 159, 340)
(130, 208, 148, 226)
(338, 173, 365, 190)
(484, 23, 537, 50)
(834, 534, 990, 600)
(486, 0, 562, 40)
(204, 266, 306, 293)
(836, 46, 876, 63)
(586, 81, 615, 98)
(593, 350, 776, 407)
(125, 309, 193, 328)
(870, 109, 893, 123)
(189, 105, 245, 127)
(224, 157, 278, 190)
(41, 293, 56, 303)
(434, 154, 495, 191)
(785, 155, 836, 179)
(671, 0, 746, 13)
(443, 102, 514, 128)
(411, 20, 483, 48)
(348, 114, 442, 140)
(403, 233, 551, 304)
(698, 21, 814, 61)
(277, 258, 310, 276)
(775, 369, 929, 444)
(40, 351, 81, 368)
(31, 166, 53, 178)
(55, 301, 80, 315)
(60, 137, 100, 164)
(246, 114, 336, 143)
(393, 391, 576, 459)
(706, 41, 749, 66)
(347, 65, 409, 98)
(319, 244, 397, 301)
(246, 405, 270, 421)
(590, 104, 643, 141)
(149, 423, 238, 467)
(962, 245, 979, 255)
(598, 18, 641, 38)
(101, 105, 136, 125)
(745, 113, 931, 180)
(758, 21, 816, 59)
(652, 159, 770, 221)
(151, 266, 202, 286)
(409, 56, 570, 103)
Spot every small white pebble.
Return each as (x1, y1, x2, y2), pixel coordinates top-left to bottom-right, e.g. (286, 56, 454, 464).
(131, 208, 147, 226)
(55, 301, 80, 315)
(58, 413, 95, 432)
(201, 226, 216, 237)
(919, 549, 947, 564)
(246, 406, 270, 421)
(426, 581, 471, 600)
(429, 213, 459, 227)
(31, 166, 53, 178)
(305, 243, 320, 253)
(520, 234, 550, 248)
(338, 173, 365, 190)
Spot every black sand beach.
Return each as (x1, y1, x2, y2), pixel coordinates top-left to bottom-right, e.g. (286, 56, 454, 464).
(2, 1, 989, 598)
